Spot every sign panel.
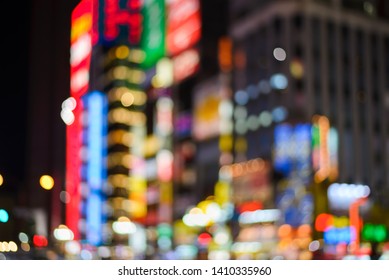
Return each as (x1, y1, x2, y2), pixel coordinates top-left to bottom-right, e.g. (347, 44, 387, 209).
(140, 0, 166, 69)
(83, 91, 108, 246)
(167, 0, 201, 56)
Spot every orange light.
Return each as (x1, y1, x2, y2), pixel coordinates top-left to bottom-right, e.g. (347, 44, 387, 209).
(349, 197, 368, 254)
(315, 213, 334, 232)
(278, 224, 293, 239)
(238, 201, 263, 214)
(297, 224, 312, 238)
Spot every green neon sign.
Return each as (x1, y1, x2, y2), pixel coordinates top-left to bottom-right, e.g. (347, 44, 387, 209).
(141, 0, 166, 69)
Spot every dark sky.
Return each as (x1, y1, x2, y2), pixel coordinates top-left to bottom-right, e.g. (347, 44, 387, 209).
(0, 2, 30, 190)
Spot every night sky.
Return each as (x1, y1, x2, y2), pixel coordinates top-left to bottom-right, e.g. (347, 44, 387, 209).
(1, 2, 30, 191)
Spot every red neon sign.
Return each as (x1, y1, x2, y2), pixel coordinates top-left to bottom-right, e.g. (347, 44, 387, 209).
(67, 0, 95, 239)
(103, 0, 142, 45)
(167, 0, 201, 56)
(70, 0, 93, 99)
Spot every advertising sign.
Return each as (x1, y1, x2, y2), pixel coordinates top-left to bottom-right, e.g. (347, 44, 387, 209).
(167, 0, 201, 56)
(141, 0, 166, 69)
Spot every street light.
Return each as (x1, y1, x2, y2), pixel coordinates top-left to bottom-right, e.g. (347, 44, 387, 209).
(39, 175, 54, 190)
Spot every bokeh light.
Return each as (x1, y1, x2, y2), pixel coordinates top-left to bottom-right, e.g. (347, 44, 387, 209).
(0, 209, 9, 223)
(273, 47, 287, 61)
(39, 175, 55, 190)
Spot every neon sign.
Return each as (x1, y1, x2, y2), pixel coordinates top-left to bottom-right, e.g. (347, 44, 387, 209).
(167, 0, 201, 56)
(67, 0, 95, 239)
(83, 91, 108, 246)
(102, 0, 143, 45)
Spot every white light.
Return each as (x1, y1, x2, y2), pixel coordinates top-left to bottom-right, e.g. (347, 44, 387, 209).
(61, 97, 77, 125)
(97, 246, 111, 258)
(239, 209, 281, 224)
(70, 34, 92, 66)
(205, 202, 222, 222)
(71, 69, 89, 92)
(214, 231, 229, 245)
(273, 47, 286, 61)
(182, 213, 210, 227)
(218, 100, 233, 118)
(328, 183, 371, 209)
(231, 242, 262, 253)
(65, 241, 81, 255)
(60, 109, 75, 125)
(18, 232, 29, 243)
(61, 97, 77, 111)
(234, 106, 247, 120)
(259, 111, 273, 127)
(80, 249, 93, 260)
(208, 250, 230, 260)
(54, 226, 74, 241)
(309, 240, 321, 252)
(112, 220, 136, 234)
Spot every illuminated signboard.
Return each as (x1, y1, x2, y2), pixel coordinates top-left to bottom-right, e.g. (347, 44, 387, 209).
(327, 183, 370, 210)
(167, 0, 201, 56)
(324, 226, 356, 245)
(99, 0, 143, 46)
(273, 123, 312, 177)
(273, 124, 293, 175)
(312, 115, 338, 182)
(193, 78, 223, 140)
(67, 0, 95, 239)
(82, 91, 108, 246)
(70, 0, 93, 99)
(65, 103, 83, 240)
(140, 0, 166, 69)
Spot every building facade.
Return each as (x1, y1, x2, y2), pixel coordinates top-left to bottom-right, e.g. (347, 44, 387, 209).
(229, 0, 389, 207)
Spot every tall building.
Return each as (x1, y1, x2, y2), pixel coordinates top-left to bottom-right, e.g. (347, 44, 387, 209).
(228, 0, 389, 208)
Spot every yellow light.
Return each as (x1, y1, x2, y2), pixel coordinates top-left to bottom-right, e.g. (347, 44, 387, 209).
(219, 135, 233, 152)
(121, 92, 135, 107)
(39, 175, 54, 190)
(115, 45, 130, 59)
(0, 174, 3, 186)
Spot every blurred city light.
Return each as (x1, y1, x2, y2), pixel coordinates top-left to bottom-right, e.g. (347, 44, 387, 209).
(54, 225, 74, 241)
(273, 47, 286, 61)
(2, 0, 389, 262)
(112, 217, 136, 235)
(39, 175, 54, 190)
(0, 209, 9, 223)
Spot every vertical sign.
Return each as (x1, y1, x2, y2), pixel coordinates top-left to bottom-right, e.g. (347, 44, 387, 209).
(67, 0, 94, 239)
(166, 0, 201, 56)
(141, 0, 166, 69)
(83, 91, 108, 246)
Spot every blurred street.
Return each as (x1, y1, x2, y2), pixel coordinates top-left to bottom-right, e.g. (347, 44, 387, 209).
(0, 0, 388, 260)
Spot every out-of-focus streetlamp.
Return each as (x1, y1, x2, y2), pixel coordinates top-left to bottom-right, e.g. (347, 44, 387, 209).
(39, 175, 54, 190)
(53, 225, 75, 259)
